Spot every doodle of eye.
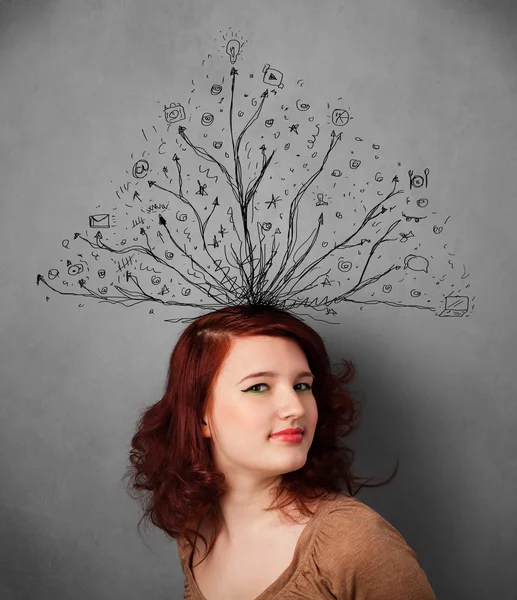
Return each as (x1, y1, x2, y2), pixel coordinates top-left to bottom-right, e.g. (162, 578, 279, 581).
(164, 103, 186, 124)
(332, 108, 350, 126)
(99, 286, 108, 295)
(296, 99, 310, 111)
(265, 119, 274, 127)
(210, 84, 223, 95)
(262, 222, 272, 231)
(349, 159, 361, 169)
(337, 259, 352, 272)
(181, 287, 191, 296)
(201, 112, 214, 126)
(383, 284, 392, 293)
(68, 264, 84, 276)
(165, 251, 174, 260)
(48, 269, 59, 280)
(98, 269, 106, 278)
(335, 212, 343, 219)
(213, 141, 223, 149)
(151, 276, 161, 285)
(284, 143, 290, 151)
(331, 170, 342, 177)
(132, 160, 150, 179)
(416, 198, 429, 208)
(410, 289, 421, 297)
(433, 225, 443, 234)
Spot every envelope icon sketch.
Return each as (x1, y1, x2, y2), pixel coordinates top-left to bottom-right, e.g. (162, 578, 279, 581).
(89, 214, 110, 228)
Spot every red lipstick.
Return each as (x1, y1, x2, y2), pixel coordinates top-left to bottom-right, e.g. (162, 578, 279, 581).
(269, 427, 304, 443)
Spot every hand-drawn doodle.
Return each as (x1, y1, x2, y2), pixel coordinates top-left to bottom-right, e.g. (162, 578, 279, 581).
(408, 168, 429, 189)
(164, 103, 186, 124)
(38, 34, 472, 323)
(226, 40, 241, 64)
(132, 160, 150, 179)
(263, 64, 284, 89)
(89, 214, 110, 228)
(332, 109, 350, 126)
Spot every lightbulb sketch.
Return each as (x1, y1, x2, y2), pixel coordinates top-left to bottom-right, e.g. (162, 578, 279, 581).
(37, 29, 473, 325)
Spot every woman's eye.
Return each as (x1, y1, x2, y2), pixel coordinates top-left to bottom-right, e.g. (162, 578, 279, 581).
(244, 383, 312, 393)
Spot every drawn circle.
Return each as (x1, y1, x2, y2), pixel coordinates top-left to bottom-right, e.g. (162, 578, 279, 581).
(151, 276, 161, 285)
(322, 242, 328, 247)
(349, 159, 361, 169)
(308, 116, 314, 122)
(355, 137, 363, 142)
(336, 212, 343, 219)
(68, 264, 84, 276)
(181, 287, 191, 296)
(411, 175, 424, 188)
(120, 239, 126, 245)
(332, 108, 350, 126)
(417, 198, 429, 208)
(165, 251, 174, 260)
(410, 289, 421, 297)
(201, 112, 214, 126)
(238, 111, 244, 117)
(213, 141, 223, 149)
(265, 119, 274, 127)
(99, 286, 108, 295)
(98, 269, 106, 278)
(262, 222, 272, 231)
(284, 143, 290, 151)
(331, 170, 342, 177)
(372, 144, 380, 150)
(132, 159, 150, 179)
(296, 99, 310, 111)
(383, 284, 392, 293)
(176, 212, 187, 222)
(48, 269, 59, 280)
(338, 259, 352, 272)
(210, 84, 222, 95)
(62, 239, 70, 249)
(433, 225, 443, 234)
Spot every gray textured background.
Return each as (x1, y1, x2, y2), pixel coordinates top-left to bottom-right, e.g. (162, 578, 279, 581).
(1, 0, 516, 598)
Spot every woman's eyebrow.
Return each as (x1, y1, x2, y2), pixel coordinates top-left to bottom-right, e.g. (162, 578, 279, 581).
(237, 370, 314, 385)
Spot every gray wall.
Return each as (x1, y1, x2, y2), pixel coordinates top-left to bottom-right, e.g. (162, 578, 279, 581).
(1, 0, 516, 598)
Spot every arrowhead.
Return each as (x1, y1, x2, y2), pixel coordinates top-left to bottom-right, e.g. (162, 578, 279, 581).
(159, 214, 166, 226)
(173, 153, 179, 161)
(126, 271, 131, 282)
(95, 231, 102, 241)
(178, 125, 186, 134)
(261, 89, 269, 98)
(78, 279, 85, 287)
(260, 144, 266, 151)
(318, 213, 324, 225)
(74, 232, 81, 239)
(392, 175, 399, 183)
(213, 196, 219, 206)
(230, 67, 238, 76)
(335, 132, 342, 141)
(67, 259, 71, 267)
(140, 227, 145, 235)
(37, 274, 43, 285)
(148, 180, 155, 187)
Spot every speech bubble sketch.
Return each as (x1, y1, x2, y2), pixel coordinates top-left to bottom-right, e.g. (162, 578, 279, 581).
(37, 33, 473, 324)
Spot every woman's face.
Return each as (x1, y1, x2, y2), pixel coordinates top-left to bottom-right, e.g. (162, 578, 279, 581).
(201, 335, 318, 482)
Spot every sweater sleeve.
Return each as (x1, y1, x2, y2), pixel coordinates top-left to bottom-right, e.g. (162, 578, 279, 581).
(316, 499, 436, 600)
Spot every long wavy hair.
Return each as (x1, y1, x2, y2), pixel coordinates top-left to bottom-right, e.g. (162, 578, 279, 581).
(123, 304, 398, 565)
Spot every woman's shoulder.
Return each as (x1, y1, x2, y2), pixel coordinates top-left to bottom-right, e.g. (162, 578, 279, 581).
(307, 493, 436, 599)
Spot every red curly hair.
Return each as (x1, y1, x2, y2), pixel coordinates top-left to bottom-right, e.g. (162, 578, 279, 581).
(124, 304, 398, 564)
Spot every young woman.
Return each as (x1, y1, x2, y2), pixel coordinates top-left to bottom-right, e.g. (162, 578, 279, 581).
(125, 304, 436, 599)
